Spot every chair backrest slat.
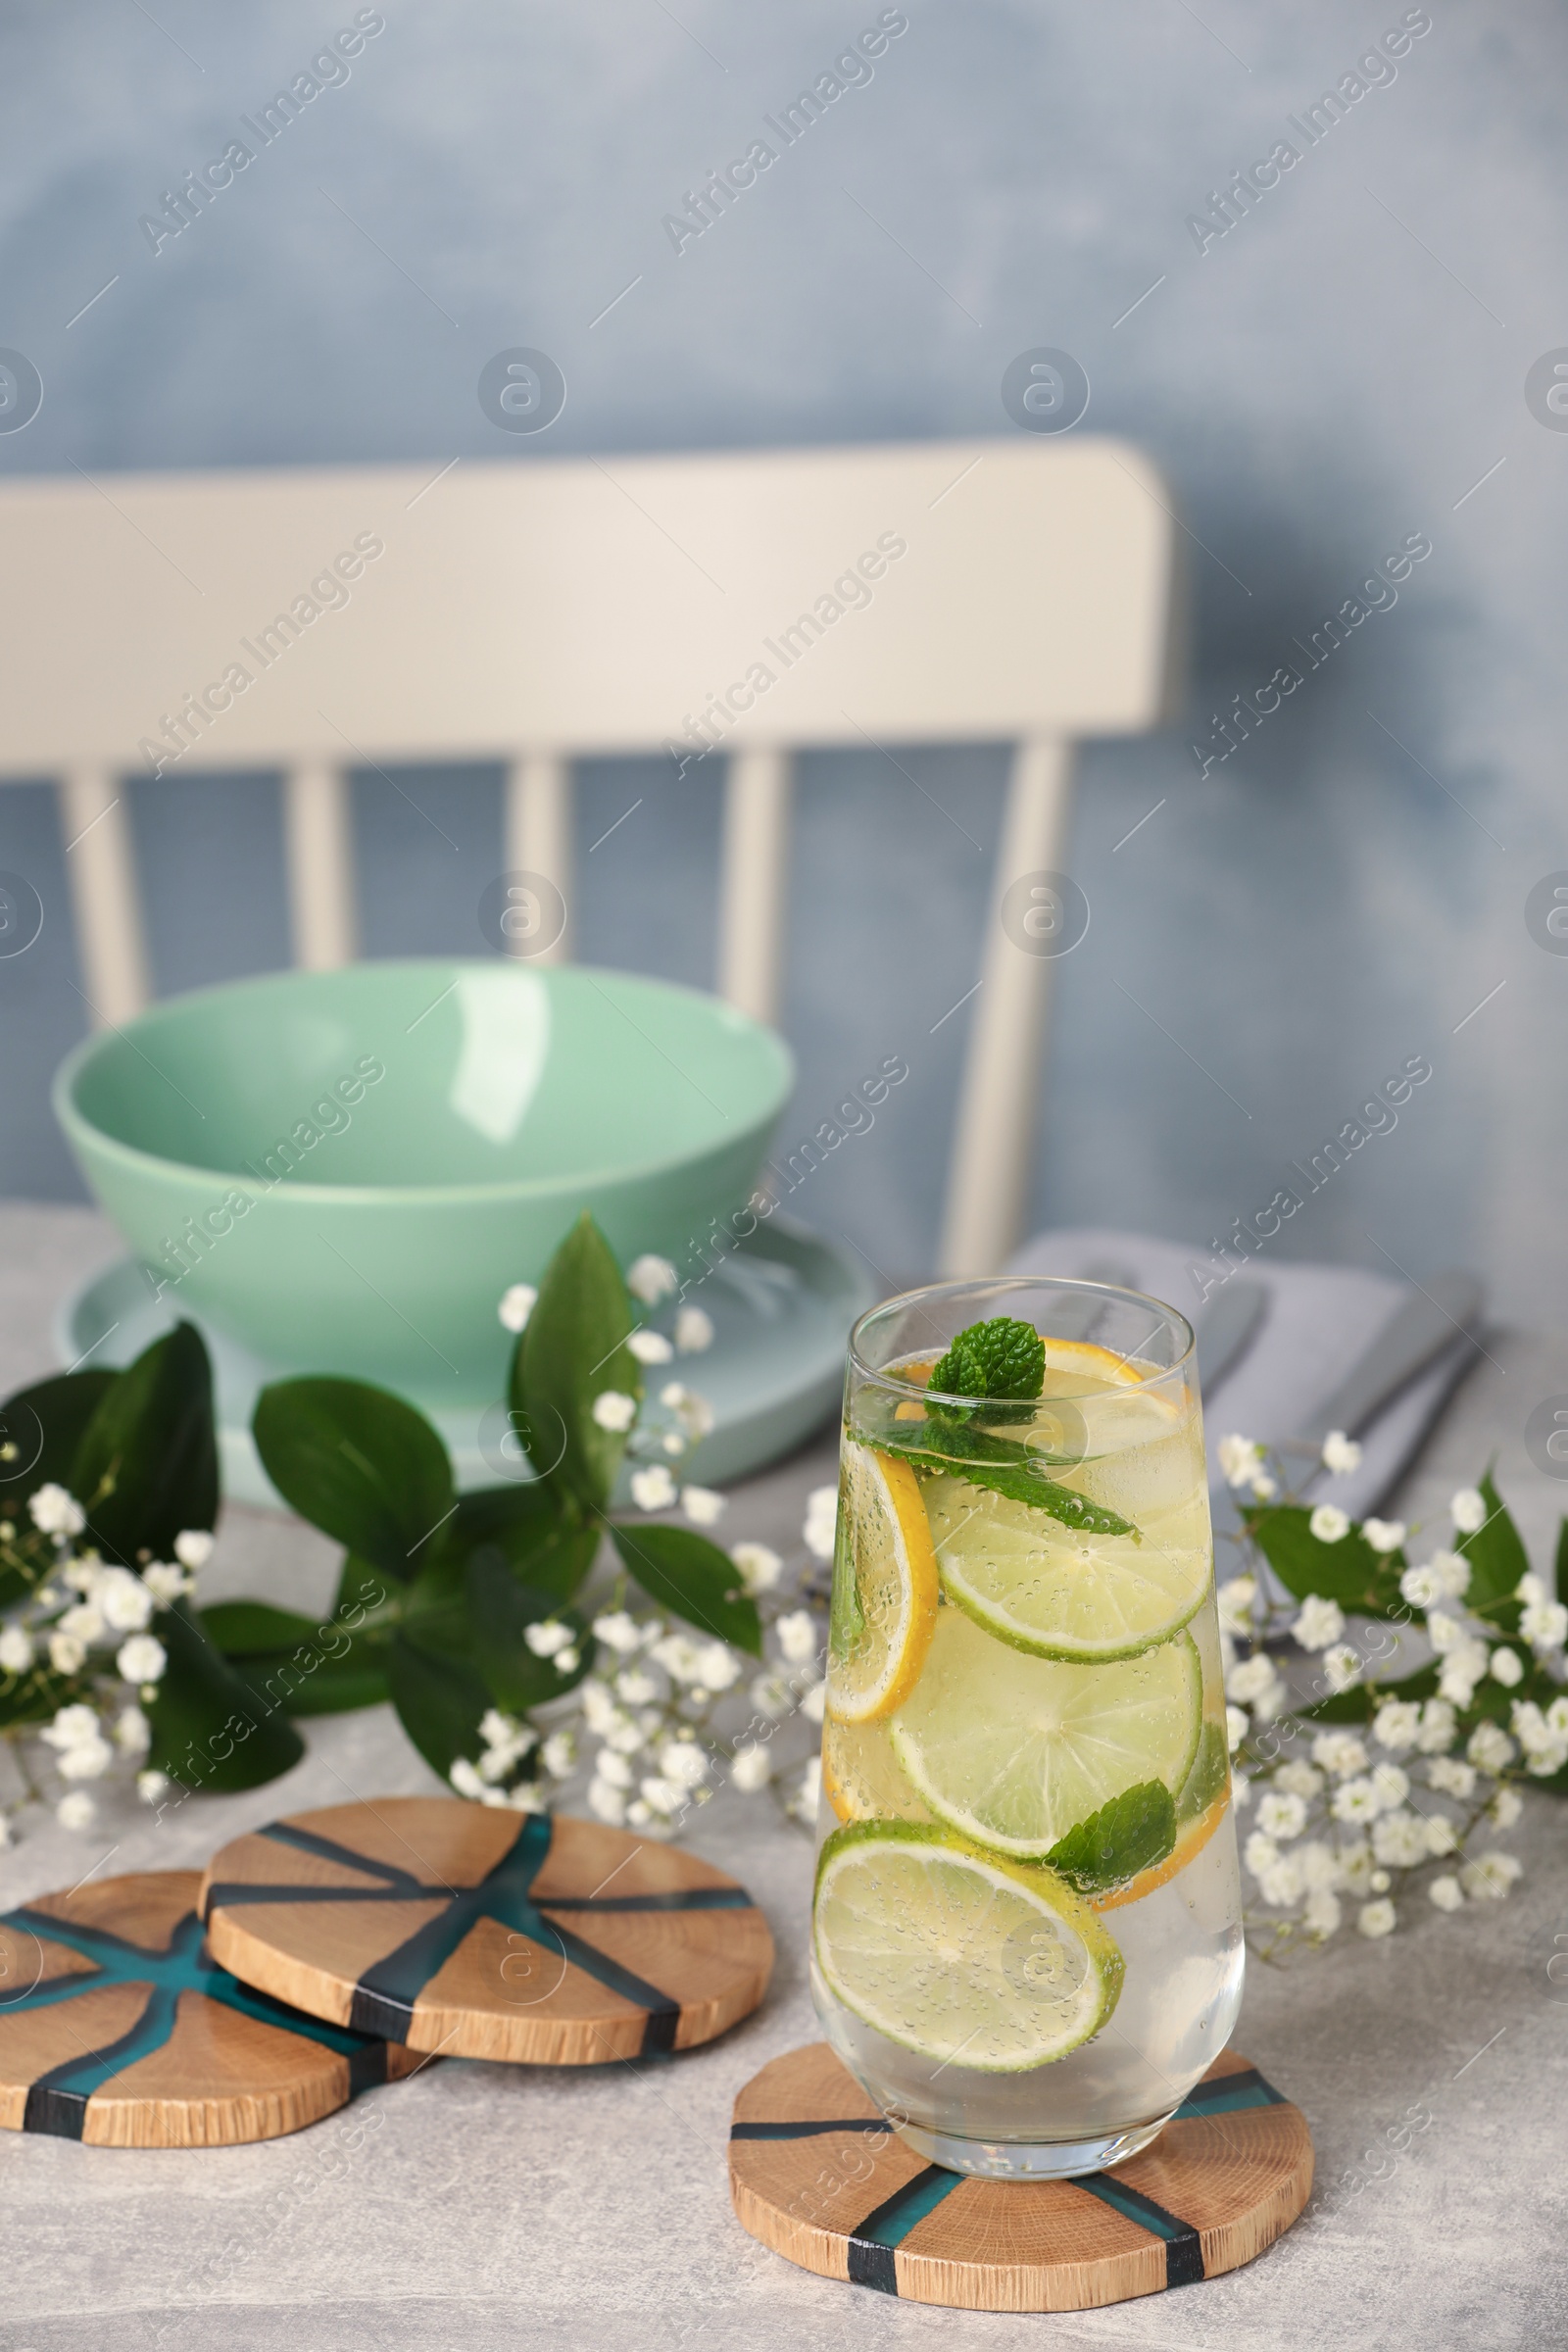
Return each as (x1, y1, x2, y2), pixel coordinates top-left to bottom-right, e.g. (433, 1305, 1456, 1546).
(58, 763, 150, 1025)
(282, 757, 357, 971)
(718, 750, 792, 1025)
(503, 753, 572, 963)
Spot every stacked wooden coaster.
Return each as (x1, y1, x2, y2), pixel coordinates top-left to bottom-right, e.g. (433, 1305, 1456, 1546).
(0, 1799, 773, 2148)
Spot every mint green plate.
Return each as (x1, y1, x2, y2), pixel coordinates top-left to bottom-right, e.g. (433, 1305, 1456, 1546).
(54, 960, 794, 1400)
(55, 1217, 872, 1509)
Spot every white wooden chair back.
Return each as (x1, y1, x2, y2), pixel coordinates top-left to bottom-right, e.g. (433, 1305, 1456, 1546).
(0, 439, 1179, 1271)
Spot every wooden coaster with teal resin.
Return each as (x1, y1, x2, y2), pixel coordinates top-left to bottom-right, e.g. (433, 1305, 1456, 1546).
(200, 1798, 774, 2065)
(0, 1870, 419, 2147)
(729, 2043, 1313, 2312)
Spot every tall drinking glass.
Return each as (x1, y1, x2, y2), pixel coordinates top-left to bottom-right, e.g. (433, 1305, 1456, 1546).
(810, 1277, 1242, 2180)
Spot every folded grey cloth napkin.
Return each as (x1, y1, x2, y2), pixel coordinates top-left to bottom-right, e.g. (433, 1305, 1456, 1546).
(1004, 1225, 1480, 1522)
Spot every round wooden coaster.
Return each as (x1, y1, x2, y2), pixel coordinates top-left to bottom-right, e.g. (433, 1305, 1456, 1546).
(0, 1870, 420, 2148)
(729, 2042, 1312, 2312)
(200, 1798, 774, 2066)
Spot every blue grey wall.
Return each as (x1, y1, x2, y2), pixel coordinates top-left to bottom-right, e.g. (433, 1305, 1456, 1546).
(1, 0, 1563, 1320)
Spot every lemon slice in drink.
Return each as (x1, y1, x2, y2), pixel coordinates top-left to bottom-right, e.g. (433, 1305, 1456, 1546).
(812, 1821, 1124, 2072)
(927, 1476, 1208, 1662)
(822, 1714, 934, 1825)
(824, 1442, 940, 1724)
(889, 1606, 1202, 1859)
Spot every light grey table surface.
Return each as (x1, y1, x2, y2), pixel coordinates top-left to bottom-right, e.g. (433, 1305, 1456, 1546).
(1, 1205, 1565, 2352)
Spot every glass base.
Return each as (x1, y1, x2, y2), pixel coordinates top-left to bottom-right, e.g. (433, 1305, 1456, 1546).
(891, 2108, 1177, 2180)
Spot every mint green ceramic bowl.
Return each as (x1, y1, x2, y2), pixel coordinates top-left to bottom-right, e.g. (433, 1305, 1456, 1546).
(54, 960, 794, 1402)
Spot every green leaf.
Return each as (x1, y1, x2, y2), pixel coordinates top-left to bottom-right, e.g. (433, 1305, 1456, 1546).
(464, 1551, 594, 1712)
(515, 1212, 641, 1514)
(871, 1422, 1135, 1539)
(1456, 1470, 1529, 1626)
(444, 1485, 599, 1604)
(0, 1666, 79, 1731)
(1046, 1780, 1176, 1893)
(1242, 1503, 1403, 1617)
(252, 1378, 455, 1582)
(0, 1369, 116, 1497)
(1556, 1517, 1568, 1610)
(611, 1522, 761, 1654)
(1298, 1660, 1440, 1724)
(386, 1631, 490, 1779)
(227, 1642, 392, 1717)
(202, 1601, 323, 1656)
(146, 1601, 305, 1792)
(929, 1316, 1045, 1404)
(71, 1325, 219, 1566)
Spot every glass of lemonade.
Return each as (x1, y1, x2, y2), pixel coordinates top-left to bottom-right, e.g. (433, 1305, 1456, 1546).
(810, 1276, 1242, 2180)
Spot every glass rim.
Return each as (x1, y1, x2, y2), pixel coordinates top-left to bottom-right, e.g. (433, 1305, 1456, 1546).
(848, 1274, 1197, 1404)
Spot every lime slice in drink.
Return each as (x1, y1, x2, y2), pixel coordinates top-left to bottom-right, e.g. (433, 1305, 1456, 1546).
(825, 1441, 940, 1724)
(812, 1820, 1124, 2072)
(927, 1475, 1208, 1662)
(889, 1606, 1202, 1859)
(822, 1713, 934, 1826)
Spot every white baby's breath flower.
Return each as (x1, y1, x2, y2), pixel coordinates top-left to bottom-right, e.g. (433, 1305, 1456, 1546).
(775, 1610, 818, 1667)
(42, 1703, 104, 1751)
(142, 1563, 188, 1605)
(587, 1777, 627, 1826)
(693, 1642, 740, 1691)
(1428, 1755, 1476, 1798)
(803, 1486, 839, 1563)
(1450, 1489, 1487, 1534)
(1522, 1598, 1568, 1650)
(1459, 1851, 1522, 1901)
(627, 1329, 674, 1364)
(594, 1749, 635, 1791)
(1373, 1700, 1422, 1752)
(1257, 1790, 1306, 1840)
(114, 1704, 150, 1752)
(800, 1679, 827, 1725)
(48, 1633, 85, 1676)
(1415, 1697, 1457, 1753)
(1429, 1874, 1464, 1911)
(1320, 1430, 1362, 1475)
(117, 1633, 167, 1685)
(1276, 1759, 1323, 1798)
(731, 1542, 782, 1595)
(680, 1485, 725, 1528)
(1292, 1595, 1345, 1652)
(652, 1634, 707, 1685)
(56, 1791, 95, 1831)
(63, 1559, 99, 1594)
(1225, 1704, 1249, 1753)
(553, 1645, 580, 1675)
(1338, 1838, 1376, 1892)
(1438, 1639, 1490, 1709)
(639, 1774, 685, 1817)
(592, 1390, 638, 1433)
(1297, 1839, 1340, 1891)
(1369, 1762, 1409, 1811)
(28, 1484, 85, 1539)
(136, 1768, 170, 1806)
(97, 1566, 155, 1633)
(1357, 1897, 1396, 1938)
(1490, 1786, 1524, 1829)
(1423, 1813, 1457, 1855)
(1361, 1518, 1406, 1556)
(0, 1625, 34, 1674)
(627, 1254, 678, 1304)
(173, 1529, 214, 1570)
(1217, 1435, 1264, 1489)
(591, 1610, 645, 1654)
(730, 1742, 773, 1793)
(1322, 1644, 1361, 1695)
(1489, 1645, 1524, 1688)
(1259, 1856, 1303, 1905)
(450, 1757, 485, 1799)
(661, 1384, 715, 1438)
(1250, 1474, 1278, 1502)
(1302, 1890, 1343, 1936)
(1331, 1778, 1382, 1825)
(497, 1283, 537, 1334)
(630, 1465, 677, 1512)
(1309, 1504, 1349, 1544)
(662, 1431, 687, 1456)
(1216, 1576, 1255, 1636)
(1370, 1809, 1428, 1868)
(614, 1668, 660, 1707)
(57, 1733, 114, 1781)
(789, 1756, 821, 1823)
(537, 1730, 573, 1780)
(1231, 1771, 1253, 1807)
(1467, 1721, 1514, 1774)
(1226, 1654, 1278, 1704)
(1312, 1731, 1368, 1777)
(523, 1619, 574, 1658)
(1243, 1830, 1279, 1879)
(1430, 1609, 1470, 1655)
(58, 1603, 105, 1644)
(674, 1306, 714, 1353)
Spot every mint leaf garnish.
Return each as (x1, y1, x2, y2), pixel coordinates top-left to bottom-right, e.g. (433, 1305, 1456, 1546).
(867, 1422, 1137, 1540)
(930, 1315, 1045, 1404)
(1046, 1779, 1176, 1893)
